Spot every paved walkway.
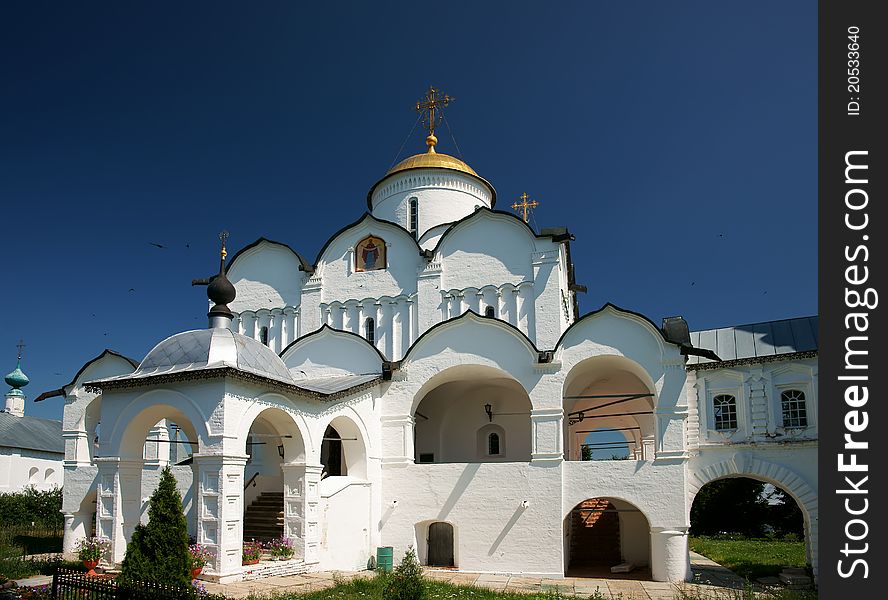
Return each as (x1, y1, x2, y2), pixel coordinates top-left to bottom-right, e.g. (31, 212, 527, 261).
(195, 552, 754, 599)
(10, 553, 766, 599)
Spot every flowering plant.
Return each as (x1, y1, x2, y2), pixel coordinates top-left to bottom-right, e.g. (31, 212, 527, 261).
(242, 540, 262, 563)
(266, 537, 295, 559)
(75, 537, 111, 562)
(188, 544, 214, 569)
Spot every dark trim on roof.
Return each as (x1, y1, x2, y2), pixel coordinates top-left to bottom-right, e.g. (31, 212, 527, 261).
(682, 346, 722, 362)
(35, 349, 139, 402)
(226, 237, 313, 274)
(84, 366, 383, 402)
(687, 350, 818, 371)
(366, 164, 498, 210)
(401, 309, 542, 363)
(279, 323, 388, 364)
(428, 207, 574, 257)
(311, 213, 424, 269)
(555, 302, 680, 352)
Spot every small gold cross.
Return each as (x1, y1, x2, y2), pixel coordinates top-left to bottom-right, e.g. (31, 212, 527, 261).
(512, 192, 540, 223)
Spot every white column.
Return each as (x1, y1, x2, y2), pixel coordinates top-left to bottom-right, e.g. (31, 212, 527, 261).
(405, 298, 416, 350)
(144, 422, 170, 468)
(268, 310, 279, 352)
(530, 408, 564, 463)
(193, 455, 248, 578)
(95, 457, 143, 564)
(303, 464, 323, 565)
(281, 463, 306, 560)
(650, 527, 691, 582)
(497, 290, 507, 320)
(392, 303, 403, 360)
(62, 512, 90, 554)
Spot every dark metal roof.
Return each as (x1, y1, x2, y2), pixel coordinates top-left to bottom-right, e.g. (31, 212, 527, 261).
(0, 412, 64, 454)
(687, 316, 818, 366)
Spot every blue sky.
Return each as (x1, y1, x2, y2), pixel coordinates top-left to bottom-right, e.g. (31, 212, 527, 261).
(0, 2, 816, 421)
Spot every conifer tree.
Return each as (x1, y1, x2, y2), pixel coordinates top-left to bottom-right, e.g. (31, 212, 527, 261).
(119, 465, 191, 588)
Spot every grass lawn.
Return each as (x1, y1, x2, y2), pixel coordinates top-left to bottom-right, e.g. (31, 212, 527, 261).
(689, 536, 808, 581)
(259, 575, 606, 599)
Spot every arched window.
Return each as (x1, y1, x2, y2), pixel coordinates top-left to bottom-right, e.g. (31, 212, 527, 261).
(356, 235, 386, 272)
(409, 198, 418, 239)
(484, 306, 495, 318)
(781, 389, 808, 428)
(259, 326, 269, 346)
(44, 468, 55, 483)
(488, 432, 500, 455)
(29, 467, 39, 483)
(365, 318, 375, 345)
(713, 394, 738, 430)
(476, 424, 506, 459)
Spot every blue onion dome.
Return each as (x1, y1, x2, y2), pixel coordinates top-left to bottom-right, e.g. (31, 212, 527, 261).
(5, 361, 29, 392)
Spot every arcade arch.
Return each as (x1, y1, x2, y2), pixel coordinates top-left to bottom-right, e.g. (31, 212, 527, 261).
(563, 356, 657, 461)
(412, 365, 531, 463)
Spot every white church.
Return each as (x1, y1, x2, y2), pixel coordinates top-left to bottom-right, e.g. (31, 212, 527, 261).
(55, 89, 818, 584)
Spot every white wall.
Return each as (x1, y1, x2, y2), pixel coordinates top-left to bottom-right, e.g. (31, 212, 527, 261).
(0, 448, 63, 492)
(381, 462, 564, 576)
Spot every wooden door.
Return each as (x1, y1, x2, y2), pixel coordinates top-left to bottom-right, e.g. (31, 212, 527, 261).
(427, 522, 454, 567)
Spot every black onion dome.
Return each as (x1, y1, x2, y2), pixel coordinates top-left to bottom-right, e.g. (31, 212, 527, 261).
(207, 272, 236, 306)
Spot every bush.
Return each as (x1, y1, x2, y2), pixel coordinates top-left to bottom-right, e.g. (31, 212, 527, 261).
(0, 488, 63, 530)
(383, 545, 425, 600)
(119, 466, 191, 589)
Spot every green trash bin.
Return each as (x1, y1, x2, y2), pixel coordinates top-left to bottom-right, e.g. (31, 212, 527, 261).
(376, 546, 393, 572)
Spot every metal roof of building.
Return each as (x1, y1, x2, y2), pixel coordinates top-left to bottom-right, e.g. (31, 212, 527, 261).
(688, 316, 818, 365)
(293, 374, 381, 396)
(0, 411, 64, 454)
(94, 328, 295, 387)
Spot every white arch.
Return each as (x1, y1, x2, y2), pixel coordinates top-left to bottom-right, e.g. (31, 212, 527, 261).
(688, 453, 818, 579)
(106, 389, 209, 460)
(238, 395, 311, 464)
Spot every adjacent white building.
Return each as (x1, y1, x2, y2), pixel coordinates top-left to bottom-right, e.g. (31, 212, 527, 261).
(1, 359, 64, 492)
(56, 115, 818, 583)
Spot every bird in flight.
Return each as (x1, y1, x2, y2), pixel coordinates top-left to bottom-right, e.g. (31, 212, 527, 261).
(149, 242, 166, 249)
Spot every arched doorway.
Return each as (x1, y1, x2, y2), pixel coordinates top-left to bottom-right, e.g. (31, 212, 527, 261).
(562, 356, 657, 462)
(690, 477, 809, 581)
(565, 497, 651, 577)
(242, 407, 307, 545)
(427, 522, 455, 567)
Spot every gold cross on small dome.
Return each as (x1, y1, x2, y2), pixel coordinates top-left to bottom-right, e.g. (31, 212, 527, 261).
(512, 192, 540, 223)
(415, 86, 453, 153)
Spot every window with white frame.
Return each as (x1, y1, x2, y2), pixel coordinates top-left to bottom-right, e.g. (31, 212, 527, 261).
(780, 389, 808, 428)
(365, 317, 375, 345)
(409, 197, 418, 239)
(712, 394, 738, 430)
(488, 432, 500, 455)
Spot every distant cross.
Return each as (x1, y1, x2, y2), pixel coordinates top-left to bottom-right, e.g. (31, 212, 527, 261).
(219, 230, 229, 262)
(415, 86, 454, 140)
(512, 192, 540, 223)
(16, 339, 25, 361)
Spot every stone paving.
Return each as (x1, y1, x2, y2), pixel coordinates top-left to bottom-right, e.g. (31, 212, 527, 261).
(194, 551, 758, 599)
(12, 552, 789, 599)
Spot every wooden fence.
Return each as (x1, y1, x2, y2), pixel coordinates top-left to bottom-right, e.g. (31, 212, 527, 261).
(51, 568, 199, 599)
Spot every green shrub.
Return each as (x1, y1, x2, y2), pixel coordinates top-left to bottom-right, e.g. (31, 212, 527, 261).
(119, 466, 191, 589)
(383, 545, 425, 600)
(0, 488, 63, 530)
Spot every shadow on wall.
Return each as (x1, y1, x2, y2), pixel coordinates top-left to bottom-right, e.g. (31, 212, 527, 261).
(488, 503, 527, 556)
(437, 463, 480, 521)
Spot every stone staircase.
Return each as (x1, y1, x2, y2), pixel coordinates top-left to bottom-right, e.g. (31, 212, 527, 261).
(569, 499, 621, 565)
(243, 491, 284, 542)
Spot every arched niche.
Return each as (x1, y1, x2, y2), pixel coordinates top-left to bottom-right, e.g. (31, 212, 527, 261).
(413, 364, 531, 464)
(562, 355, 657, 461)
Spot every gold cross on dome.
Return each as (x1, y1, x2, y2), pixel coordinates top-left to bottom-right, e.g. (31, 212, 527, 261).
(512, 192, 540, 223)
(219, 230, 229, 261)
(415, 86, 453, 152)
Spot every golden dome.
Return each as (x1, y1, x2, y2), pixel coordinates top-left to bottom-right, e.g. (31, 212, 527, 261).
(385, 150, 479, 178)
